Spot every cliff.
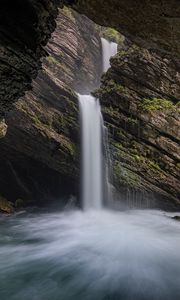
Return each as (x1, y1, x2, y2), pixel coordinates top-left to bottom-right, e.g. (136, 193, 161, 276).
(96, 42, 180, 209)
(0, 0, 179, 121)
(0, 8, 101, 205)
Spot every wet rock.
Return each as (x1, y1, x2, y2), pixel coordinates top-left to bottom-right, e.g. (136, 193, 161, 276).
(0, 8, 101, 205)
(0, 195, 14, 214)
(96, 42, 180, 208)
(0, 120, 7, 138)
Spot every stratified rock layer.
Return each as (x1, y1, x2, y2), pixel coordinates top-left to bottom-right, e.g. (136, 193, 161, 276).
(0, 0, 59, 119)
(96, 42, 180, 209)
(68, 0, 180, 56)
(0, 0, 180, 120)
(0, 9, 101, 204)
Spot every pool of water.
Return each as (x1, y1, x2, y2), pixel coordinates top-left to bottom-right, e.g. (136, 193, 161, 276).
(0, 209, 180, 300)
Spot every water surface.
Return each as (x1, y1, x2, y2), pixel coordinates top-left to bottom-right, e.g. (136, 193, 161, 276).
(0, 209, 180, 300)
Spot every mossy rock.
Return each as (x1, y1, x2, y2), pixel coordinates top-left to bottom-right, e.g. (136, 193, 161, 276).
(96, 26, 124, 44)
(0, 196, 14, 214)
(139, 97, 177, 113)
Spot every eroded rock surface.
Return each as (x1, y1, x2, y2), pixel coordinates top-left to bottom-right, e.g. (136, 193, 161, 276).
(0, 9, 101, 204)
(67, 0, 180, 56)
(0, 0, 180, 120)
(96, 42, 180, 209)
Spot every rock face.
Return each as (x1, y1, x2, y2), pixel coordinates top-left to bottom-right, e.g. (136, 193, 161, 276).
(0, 4, 179, 209)
(0, 0, 59, 120)
(96, 42, 180, 209)
(0, 0, 180, 121)
(0, 8, 102, 204)
(66, 0, 180, 56)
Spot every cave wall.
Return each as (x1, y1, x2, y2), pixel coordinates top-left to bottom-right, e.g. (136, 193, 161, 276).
(0, 0, 180, 122)
(0, 0, 61, 120)
(96, 42, 180, 209)
(66, 0, 180, 56)
(0, 8, 102, 205)
(0, 2, 179, 210)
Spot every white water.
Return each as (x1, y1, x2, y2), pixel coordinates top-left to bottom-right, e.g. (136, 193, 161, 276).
(78, 94, 103, 210)
(78, 38, 118, 210)
(1, 209, 180, 300)
(101, 37, 118, 72)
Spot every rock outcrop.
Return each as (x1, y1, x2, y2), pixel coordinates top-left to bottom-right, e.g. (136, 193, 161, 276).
(66, 0, 180, 57)
(0, 8, 101, 204)
(96, 42, 180, 209)
(0, 0, 180, 121)
(0, 4, 179, 209)
(0, 0, 60, 120)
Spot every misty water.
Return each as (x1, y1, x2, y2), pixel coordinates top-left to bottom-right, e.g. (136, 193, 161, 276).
(1, 37, 179, 300)
(0, 209, 180, 300)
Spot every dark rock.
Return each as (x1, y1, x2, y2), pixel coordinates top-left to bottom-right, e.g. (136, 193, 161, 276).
(0, 0, 180, 120)
(96, 42, 180, 209)
(0, 8, 101, 205)
(0, 195, 14, 214)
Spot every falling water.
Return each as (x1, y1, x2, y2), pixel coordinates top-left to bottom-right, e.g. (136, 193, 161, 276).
(101, 37, 118, 205)
(78, 38, 118, 210)
(79, 94, 103, 210)
(101, 37, 118, 72)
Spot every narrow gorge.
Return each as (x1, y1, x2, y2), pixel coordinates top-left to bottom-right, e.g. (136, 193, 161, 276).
(0, 2, 180, 300)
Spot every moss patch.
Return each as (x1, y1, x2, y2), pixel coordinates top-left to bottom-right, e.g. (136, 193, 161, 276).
(0, 195, 14, 213)
(96, 26, 124, 44)
(140, 97, 177, 112)
(113, 163, 141, 189)
(62, 6, 76, 22)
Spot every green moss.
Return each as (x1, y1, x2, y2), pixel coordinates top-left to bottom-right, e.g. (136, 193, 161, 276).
(148, 160, 161, 171)
(113, 163, 141, 188)
(127, 117, 138, 125)
(0, 120, 7, 138)
(134, 155, 142, 162)
(63, 6, 76, 22)
(140, 97, 176, 112)
(176, 101, 180, 113)
(47, 55, 58, 64)
(100, 79, 127, 95)
(0, 195, 14, 213)
(46, 55, 71, 74)
(61, 137, 77, 158)
(96, 26, 124, 44)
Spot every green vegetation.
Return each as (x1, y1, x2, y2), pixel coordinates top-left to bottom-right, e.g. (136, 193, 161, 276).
(97, 26, 124, 44)
(101, 79, 127, 94)
(61, 138, 77, 158)
(62, 6, 76, 22)
(140, 97, 176, 112)
(113, 163, 141, 188)
(0, 195, 14, 213)
(127, 117, 138, 125)
(47, 55, 58, 64)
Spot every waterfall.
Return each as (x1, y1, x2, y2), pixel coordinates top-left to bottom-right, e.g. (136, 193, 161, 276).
(78, 38, 118, 210)
(101, 37, 118, 72)
(79, 95, 103, 210)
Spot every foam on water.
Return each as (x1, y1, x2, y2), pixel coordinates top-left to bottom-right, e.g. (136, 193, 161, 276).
(0, 209, 180, 300)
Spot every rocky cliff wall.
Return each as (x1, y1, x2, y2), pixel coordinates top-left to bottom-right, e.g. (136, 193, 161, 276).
(0, 8, 102, 206)
(96, 42, 180, 209)
(0, 0, 179, 122)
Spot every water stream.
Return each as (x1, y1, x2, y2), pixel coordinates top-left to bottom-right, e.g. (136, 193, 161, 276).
(0, 209, 180, 300)
(78, 95, 103, 210)
(78, 38, 118, 210)
(0, 38, 180, 300)
(101, 37, 118, 72)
